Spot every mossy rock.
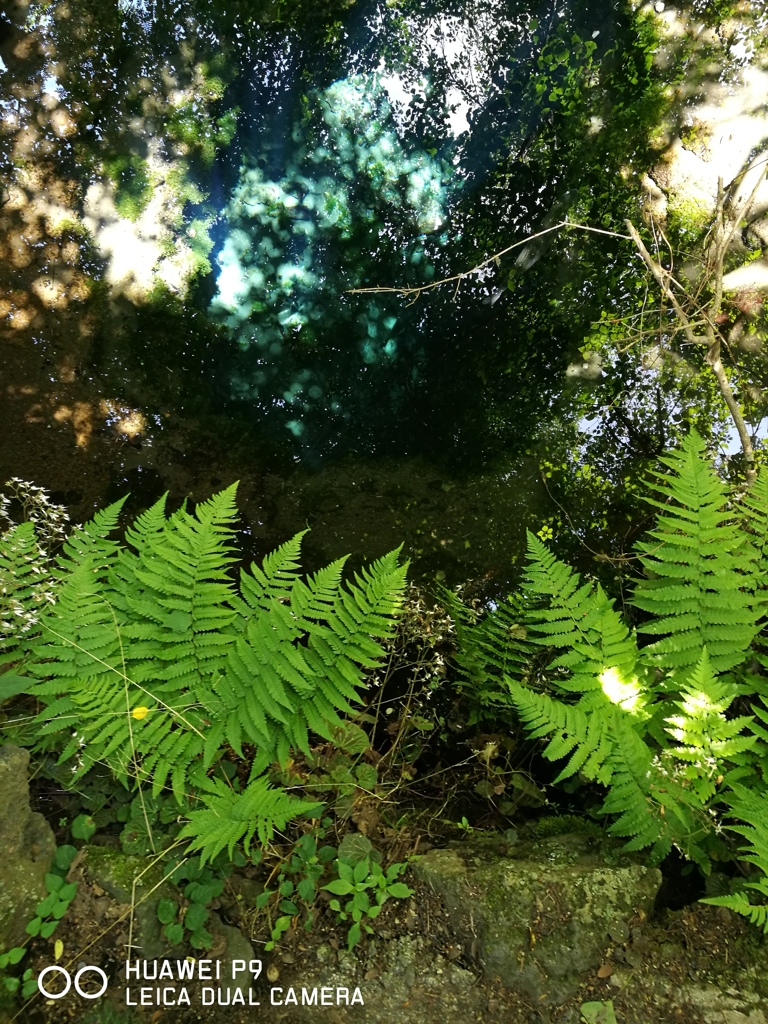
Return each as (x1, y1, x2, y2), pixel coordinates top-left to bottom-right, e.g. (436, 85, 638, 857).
(83, 846, 179, 960)
(413, 835, 661, 1006)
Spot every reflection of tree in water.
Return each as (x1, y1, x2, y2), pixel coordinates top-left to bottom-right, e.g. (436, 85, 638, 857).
(0, 0, 728, 558)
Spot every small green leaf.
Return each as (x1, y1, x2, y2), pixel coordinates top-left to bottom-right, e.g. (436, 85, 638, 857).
(22, 977, 38, 1000)
(279, 899, 298, 915)
(40, 920, 58, 938)
(45, 874, 64, 894)
(157, 898, 178, 925)
(58, 882, 77, 902)
(164, 922, 184, 945)
(387, 882, 413, 899)
(336, 860, 353, 882)
(297, 877, 316, 902)
(184, 903, 208, 932)
(7, 947, 26, 966)
(52, 901, 71, 920)
(54, 845, 77, 872)
(353, 859, 370, 885)
(346, 922, 362, 950)
(580, 1001, 618, 1024)
(189, 927, 212, 950)
(25, 918, 42, 938)
(352, 890, 370, 914)
(71, 815, 97, 841)
(323, 879, 354, 896)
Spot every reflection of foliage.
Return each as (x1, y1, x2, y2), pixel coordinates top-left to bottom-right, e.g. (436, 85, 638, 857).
(103, 154, 153, 221)
(166, 102, 239, 169)
(212, 72, 452, 436)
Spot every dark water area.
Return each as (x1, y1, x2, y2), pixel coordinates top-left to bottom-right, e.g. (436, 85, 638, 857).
(0, 0, 658, 591)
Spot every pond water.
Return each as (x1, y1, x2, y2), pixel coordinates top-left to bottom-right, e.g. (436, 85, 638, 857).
(0, 0, 661, 589)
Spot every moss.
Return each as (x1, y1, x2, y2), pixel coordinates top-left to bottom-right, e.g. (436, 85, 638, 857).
(666, 195, 711, 247)
(103, 154, 154, 221)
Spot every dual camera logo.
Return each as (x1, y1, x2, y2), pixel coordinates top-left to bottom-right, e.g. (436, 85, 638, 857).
(37, 966, 108, 999)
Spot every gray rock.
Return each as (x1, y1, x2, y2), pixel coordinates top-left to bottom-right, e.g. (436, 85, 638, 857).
(0, 744, 56, 949)
(413, 834, 662, 1006)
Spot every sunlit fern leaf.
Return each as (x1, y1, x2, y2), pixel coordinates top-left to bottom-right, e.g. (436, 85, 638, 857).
(205, 535, 405, 764)
(664, 649, 757, 801)
(178, 776, 324, 864)
(524, 531, 640, 696)
(633, 431, 759, 674)
(25, 486, 405, 855)
(505, 678, 615, 786)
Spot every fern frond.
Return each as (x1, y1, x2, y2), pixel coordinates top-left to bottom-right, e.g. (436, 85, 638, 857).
(664, 650, 757, 801)
(178, 776, 324, 863)
(737, 468, 768, 618)
(700, 783, 768, 931)
(506, 678, 615, 785)
(634, 431, 759, 674)
(523, 532, 640, 697)
(0, 521, 53, 656)
(442, 586, 534, 706)
(235, 531, 305, 616)
(701, 894, 768, 932)
(53, 499, 126, 578)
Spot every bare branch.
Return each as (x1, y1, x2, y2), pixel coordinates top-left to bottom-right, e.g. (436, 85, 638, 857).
(346, 221, 631, 299)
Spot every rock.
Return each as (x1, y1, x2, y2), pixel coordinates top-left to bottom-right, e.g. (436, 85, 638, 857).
(209, 913, 257, 1000)
(83, 846, 178, 960)
(412, 834, 662, 1006)
(0, 744, 56, 950)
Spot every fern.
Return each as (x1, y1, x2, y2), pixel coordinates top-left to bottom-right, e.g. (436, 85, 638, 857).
(448, 430, 768, 901)
(701, 784, 768, 932)
(441, 586, 535, 710)
(201, 542, 407, 771)
(524, 532, 642, 704)
(1, 521, 51, 659)
(633, 431, 759, 674)
(505, 678, 615, 786)
(740, 469, 768, 622)
(664, 650, 757, 802)
(178, 776, 324, 864)
(23, 484, 406, 855)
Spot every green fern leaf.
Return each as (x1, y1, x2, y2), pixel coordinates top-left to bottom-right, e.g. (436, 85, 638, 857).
(179, 776, 324, 863)
(634, 431, 759, 674)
